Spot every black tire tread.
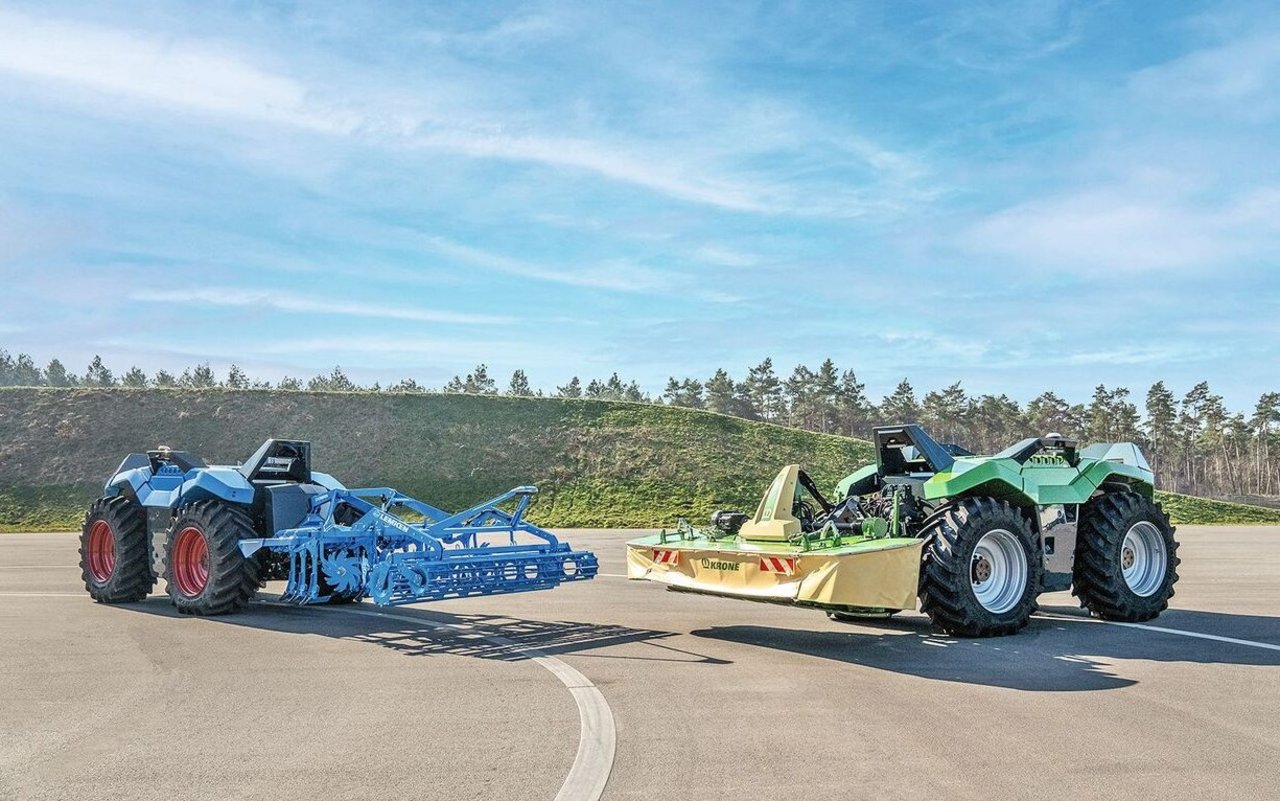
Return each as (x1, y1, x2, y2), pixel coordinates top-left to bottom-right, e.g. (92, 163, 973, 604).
(918, 496, 1042, 637)
(79, 496, 155, 603)
(163, 501, 259, 616)
(1073, 491, 1179, 621)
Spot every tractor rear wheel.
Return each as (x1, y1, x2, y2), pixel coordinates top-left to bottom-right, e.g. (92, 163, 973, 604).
(918, 497, 1042, 637)
(1073, 492, 1179, 621)
(80, 496, 155, 603)
(164, 501, 259, 615)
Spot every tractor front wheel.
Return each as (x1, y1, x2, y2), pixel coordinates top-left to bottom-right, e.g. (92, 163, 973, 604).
(1073, 492, 1179, 621)
(80, 496, 155, 603)
(164, 501, 259, 615)
(918, 497, 1042, 637)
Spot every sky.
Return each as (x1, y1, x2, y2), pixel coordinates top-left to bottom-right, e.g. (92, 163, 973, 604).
(0, 0, 1278, 407)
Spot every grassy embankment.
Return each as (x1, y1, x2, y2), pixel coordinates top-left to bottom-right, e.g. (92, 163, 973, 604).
(1, 388, 1276, 532)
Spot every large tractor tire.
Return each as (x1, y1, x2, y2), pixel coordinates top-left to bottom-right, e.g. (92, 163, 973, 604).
(164, 501, 259, 615)
(919, 497, 1042, 637)
(80, 496, 155, 603)
(1073, 491, 1179, 621)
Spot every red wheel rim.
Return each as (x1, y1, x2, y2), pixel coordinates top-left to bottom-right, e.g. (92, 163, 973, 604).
(172, 526, 210, 597)
(86, 519, 116, 583)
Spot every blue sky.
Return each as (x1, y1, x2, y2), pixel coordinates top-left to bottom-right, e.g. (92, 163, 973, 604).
(1, 1, 1277, 406)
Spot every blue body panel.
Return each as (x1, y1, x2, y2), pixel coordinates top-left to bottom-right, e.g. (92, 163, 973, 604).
(106, 462, 266, 509)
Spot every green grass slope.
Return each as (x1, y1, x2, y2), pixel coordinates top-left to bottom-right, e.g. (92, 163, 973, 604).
(1154, 491, 1280, 526)
(1, 388, 1275, 532)
(0, 388, 872, 531)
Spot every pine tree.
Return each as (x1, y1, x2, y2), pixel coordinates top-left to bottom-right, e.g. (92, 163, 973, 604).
(121, 366, 148, 387)
(1250, 393, 1280, 494)
(784, 364, 816, 428)
(10, 353, 41, 385)
(835, 369, 872, 437)
(179, 362, 216, 388)
(463, 364, 497, 394)
(277, 376, 303, 391)
(556, 377, 582, 398)
(705, 369, 737, 415)
(1024, 391, 1082, 436)
(662, 377, 681, 405)
(84, 355, 115, 387)
(45, 359, 73, 387)
(922, 382, 970, 444)
(743, 358, 782, 420)
(812, 359, 840, 433)
(225, 364, 250, 389)
(972, 393, 1022, 453)
(1144, 382, 1177, 478)
(680, 378, 705, 408)
(880, 379, 920, 424)
(605, 373, 626, 398)
(309, 366, 356, 392)
(508, 370, 533, 396)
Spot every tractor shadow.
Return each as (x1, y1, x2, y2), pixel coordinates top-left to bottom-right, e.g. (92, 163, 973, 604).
(691, 605, 1280, 692)
(126, 595, 730, 666)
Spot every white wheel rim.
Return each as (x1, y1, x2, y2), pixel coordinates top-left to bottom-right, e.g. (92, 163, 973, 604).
(971, 528, 1029, 614)
(1122, 521, 1167, 597)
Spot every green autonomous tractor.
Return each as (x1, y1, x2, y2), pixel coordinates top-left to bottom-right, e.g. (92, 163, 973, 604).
(627, 424, 1179, 637)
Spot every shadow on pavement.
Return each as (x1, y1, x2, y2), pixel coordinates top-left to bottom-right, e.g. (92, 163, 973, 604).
(692, 606, 1280, 692)
(123, 596, 730, 666)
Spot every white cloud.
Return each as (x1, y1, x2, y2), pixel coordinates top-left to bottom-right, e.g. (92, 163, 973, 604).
(420, 236, 676, 293)
(692, 245, 760, 268)
(410, 130, 769, 213)
(131, 287, 515, 325)
(247, 334, 588, 370)
(1129, 30, 1280, 117)
(962, 181, 1280, 272)
(0, 9, 358, 133)
(1062, 345, 1216, 367)
(0, 8, 926, 218)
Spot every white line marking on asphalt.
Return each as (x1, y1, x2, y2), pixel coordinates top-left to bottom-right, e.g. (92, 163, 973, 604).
(1042, 614, 1280, 652)
(599, 573, 628, 578)
(333, 606, 616, 801)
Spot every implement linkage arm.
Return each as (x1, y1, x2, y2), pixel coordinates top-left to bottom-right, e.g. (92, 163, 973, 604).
(239, 485, 598, 606)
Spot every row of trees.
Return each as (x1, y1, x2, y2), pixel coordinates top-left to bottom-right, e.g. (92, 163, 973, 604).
(2, 349, 1277, 497)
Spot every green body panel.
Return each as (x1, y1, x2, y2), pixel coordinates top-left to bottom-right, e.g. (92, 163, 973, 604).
(833, 441, 1155, 507)
(921, 455, 1152, 506)
(834, 463, 879, 499)
(921, 460, 1027, 503)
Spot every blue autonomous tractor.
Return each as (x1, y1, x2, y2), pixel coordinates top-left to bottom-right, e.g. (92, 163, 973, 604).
(79, 439, 597, 615)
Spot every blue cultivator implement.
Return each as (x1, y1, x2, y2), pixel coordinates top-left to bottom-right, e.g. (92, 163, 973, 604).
(240, 485, 598, 607)
(77, 439, 596, 616)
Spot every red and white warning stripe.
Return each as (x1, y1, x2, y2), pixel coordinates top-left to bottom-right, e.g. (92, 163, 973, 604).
(758, 556, 797, 576)
(652, 548, 680, 566)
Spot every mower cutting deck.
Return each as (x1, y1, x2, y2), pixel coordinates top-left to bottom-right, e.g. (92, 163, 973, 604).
(78, 439, 596, 615)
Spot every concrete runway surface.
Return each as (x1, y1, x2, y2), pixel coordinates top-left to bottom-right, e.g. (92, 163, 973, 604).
(1, 526, 1277, 801)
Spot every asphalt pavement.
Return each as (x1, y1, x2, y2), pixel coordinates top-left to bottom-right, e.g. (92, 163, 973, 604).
(1, 526, 1277, 801)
